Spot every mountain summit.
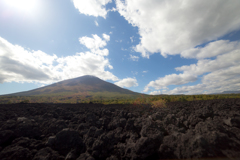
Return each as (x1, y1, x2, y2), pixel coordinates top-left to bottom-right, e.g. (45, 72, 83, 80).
(7, 75, 139, 96)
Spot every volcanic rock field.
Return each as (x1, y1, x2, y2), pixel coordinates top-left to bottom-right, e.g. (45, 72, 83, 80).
(0, 99, 240, 160)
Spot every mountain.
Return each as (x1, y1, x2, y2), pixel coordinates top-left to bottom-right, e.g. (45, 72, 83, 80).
(219, 91, 240, 94)
(5, 75, 140, 97)
(210, 90, 240, 95)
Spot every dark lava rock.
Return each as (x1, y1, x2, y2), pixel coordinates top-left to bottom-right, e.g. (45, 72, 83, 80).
(77, 152, 95, 160)
(47, 128, 85, 156)
(33, 147, 64, 160)
(0, 130, 14, 147)
(0, 145, 32, 160)
(0, 99, 240, 159)
(13, 117, 41, 139)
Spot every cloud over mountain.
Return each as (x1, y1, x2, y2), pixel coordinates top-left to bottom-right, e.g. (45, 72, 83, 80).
(115, 77, 138, 88)
(0, 34, 118, 84)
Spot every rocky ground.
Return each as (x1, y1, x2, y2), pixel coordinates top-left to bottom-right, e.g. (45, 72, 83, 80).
(0, 99, 240, 160)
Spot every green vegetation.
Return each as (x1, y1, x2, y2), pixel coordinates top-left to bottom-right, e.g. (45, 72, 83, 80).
(0, 93, 240, 105)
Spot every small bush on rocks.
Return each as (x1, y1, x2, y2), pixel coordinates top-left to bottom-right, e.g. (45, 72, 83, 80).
(151, 99, 166, 108)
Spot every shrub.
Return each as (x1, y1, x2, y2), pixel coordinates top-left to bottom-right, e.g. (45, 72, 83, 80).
(7, 100, 12, 104)
(20, 99, 30, 104)
(133, 98, 143, 106)
(179, 97, 188, 102)
(151, 99, 166, 108)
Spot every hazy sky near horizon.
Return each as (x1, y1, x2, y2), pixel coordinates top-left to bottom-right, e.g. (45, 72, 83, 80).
(0, 0, 240, 95)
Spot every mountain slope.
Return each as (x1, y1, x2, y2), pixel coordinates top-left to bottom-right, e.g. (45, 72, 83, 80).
(220, 91, 240, 94)
(210, 90, 240, 95)
(6, 75, 139, 96)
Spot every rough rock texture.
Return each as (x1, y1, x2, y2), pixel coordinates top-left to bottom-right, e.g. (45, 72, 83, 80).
(0, 99, 240, 159)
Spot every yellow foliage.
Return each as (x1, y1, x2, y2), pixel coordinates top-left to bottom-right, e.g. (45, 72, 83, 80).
(151, 99, 166, 108)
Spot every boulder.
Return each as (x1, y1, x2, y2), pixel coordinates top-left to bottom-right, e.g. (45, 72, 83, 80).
(33, 147, 64, 160)
(47, 128, 85, 155)
(0, 146, 32, 160)
(0, 130, 14, 147)
(14, 117, 41, 138)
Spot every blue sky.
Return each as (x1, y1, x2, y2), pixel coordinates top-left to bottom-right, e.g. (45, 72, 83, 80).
(0, 0, 240, 95)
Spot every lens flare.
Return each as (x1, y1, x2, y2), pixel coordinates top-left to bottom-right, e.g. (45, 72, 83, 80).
(3, 0, 39, 14)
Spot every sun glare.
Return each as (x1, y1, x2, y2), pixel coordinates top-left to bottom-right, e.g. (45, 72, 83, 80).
(3, 0, 39, 14)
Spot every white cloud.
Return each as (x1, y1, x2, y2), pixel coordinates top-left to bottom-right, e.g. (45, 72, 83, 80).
(144, 73, 197, 91)
(131, 71, 138, 75)
(121, 48, 127, 51)
(115, 77, 138, 88)
(149, 90, 162, 95)
(0, 35, 118, 84)
(94, 20, 99, 26)
(129, 54, 139, 61)
(115, 40, 122, 43)
(116, 0, 240, 58)
(130, 36, 134, 43)
(0, 37, 56, 84)
(102, 33, 110, 41)
(110, 7, 117, 12)
(55, 51, 117, 81)
(176, 49, 240, 76)
(161, 71, 240, 94)
(72, 0, 112, 18)
(79, 34, 110, 56)
(162, 84, 206, 95)
(79, 34, 106, 50)
(144, 40, 240, 94)
(181, 40, 240, 59)
(143, 87, 151, 93)
(142, 70, 148, 73)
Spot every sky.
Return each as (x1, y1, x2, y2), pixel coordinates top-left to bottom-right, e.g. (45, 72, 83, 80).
(0, 0, 240, 95)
